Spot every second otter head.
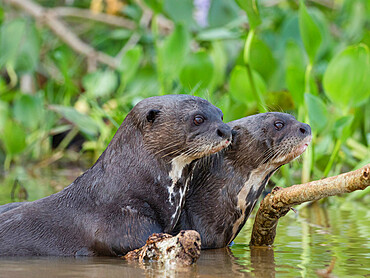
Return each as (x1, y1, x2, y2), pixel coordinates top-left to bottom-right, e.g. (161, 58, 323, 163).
(229, 112, 312, 169)
(131, 95, 232, 163)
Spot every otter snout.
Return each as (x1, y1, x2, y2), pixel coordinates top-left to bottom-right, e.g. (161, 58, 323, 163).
(216, 124, 232, 141)
(297, 123, 311, 138)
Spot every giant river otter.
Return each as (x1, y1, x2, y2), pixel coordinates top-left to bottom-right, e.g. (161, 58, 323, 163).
(174, 112, 311, 248)
(0, 95, 232, 256)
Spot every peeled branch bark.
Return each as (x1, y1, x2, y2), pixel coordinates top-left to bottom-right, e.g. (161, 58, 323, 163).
(250, 164, 370, 247)
(124, 230, 201, 266)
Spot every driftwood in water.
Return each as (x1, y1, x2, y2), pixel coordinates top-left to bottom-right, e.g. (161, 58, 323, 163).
(250, 164, 370, 246)
(124, 230, 201, 266)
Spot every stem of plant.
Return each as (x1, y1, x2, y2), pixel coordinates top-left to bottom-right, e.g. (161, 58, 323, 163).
(301, 62, 314, 183)
(6, 64, 18, 89)
(323, 139, 342, 177)
(243, 29, 267, 113)
(304, 62, 313, 95)
(4, 155, 12, 171)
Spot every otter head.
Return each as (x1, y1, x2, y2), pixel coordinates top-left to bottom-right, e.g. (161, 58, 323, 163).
(132, 95, 231, 161)
(130, 95, 231, 175)
(229, 112, 312, 170)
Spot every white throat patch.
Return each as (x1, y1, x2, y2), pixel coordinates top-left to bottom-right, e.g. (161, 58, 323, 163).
(231, 165, 275, 239)
(168, 155, 193, 205)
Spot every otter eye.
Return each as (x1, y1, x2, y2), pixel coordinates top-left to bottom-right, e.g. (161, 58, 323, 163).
(194, 115, 205, 126)
(274, 121, 284, 130)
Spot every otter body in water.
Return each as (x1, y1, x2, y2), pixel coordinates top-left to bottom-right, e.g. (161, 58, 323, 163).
(0, 95, 231, 256)
(174, 112, 311, 248)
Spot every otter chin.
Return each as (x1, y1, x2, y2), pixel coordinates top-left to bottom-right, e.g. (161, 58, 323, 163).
(174, 112, 311, 249)
(0, 95, 231, 257)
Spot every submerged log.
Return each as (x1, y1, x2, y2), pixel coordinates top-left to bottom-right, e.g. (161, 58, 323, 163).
(124, 230, 201, 266)
(250, 164, 370, 246)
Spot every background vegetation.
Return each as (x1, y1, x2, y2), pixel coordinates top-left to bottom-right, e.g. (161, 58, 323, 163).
(0, 0, 369, 203)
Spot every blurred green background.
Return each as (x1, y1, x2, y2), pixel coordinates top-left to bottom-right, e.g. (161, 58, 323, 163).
(0, 0, 369, 203)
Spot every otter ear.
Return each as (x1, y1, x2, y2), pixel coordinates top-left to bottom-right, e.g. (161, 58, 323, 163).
(146, 109, 161, 123)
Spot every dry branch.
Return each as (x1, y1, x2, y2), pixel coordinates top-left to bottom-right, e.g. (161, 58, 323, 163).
(53, 7, 136, 29)
(3, 0, 137, 69)
(250, 164, 370, 246)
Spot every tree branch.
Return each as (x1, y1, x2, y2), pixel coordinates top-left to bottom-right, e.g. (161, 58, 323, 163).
(3, 0, 137, 69)
(52, 7, 136, 29)
(250, 164, 370, 247)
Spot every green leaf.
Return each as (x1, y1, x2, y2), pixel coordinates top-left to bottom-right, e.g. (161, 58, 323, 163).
(157, 24, 190, 89)
(285, 40, 306, 106)
(208, 41, 227, 95)
(298, 0, 322, 62)
(304, 93, 328, 132)
(197, 28, 240, 41)
(13, 94, 43, 129)
(143, 0, 163, 13)
(0, 6, 4, 25)
(51, 105, 99, 137)
(333, 115, 354, 140)
(1, 120, 27, 155)
(323, 44, 370, 108)
(250, 38, 276, 81)
(208, 0, 240, 28)
(164, 0, 194, 26)
(0, 19, 40, 72)
(0, 101, 9, 131)
(179, 51, 214, 90)
(229, 65, 266, 105)
(82, 70, 118, 98)
(235, 0, 261, 29)
(119, 46, 143, 86)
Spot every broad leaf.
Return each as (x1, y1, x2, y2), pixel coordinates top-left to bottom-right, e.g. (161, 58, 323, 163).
(0, 19, 40, 72)
(235, 0, 261, 29)
(13, 94, 43, 129)
(304, 93, 328, 132)
(229, 65, 266, 105)
(157, 24, 190, 88)
(119, 46, 143, 86)
(82, 70, 118, 98)
(333, 115, 354, 140)
(51, 105, 99, 137)
(285, 40, 306, 106)
(1, 120, 27, 155)
(323, 44, 370, 108)
(179, 51, 214, 90)
(298, 0, 322, 62)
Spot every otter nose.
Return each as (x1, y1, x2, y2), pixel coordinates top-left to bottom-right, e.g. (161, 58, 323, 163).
(299, 123, 311, 136)
(216, 125, 232, 140)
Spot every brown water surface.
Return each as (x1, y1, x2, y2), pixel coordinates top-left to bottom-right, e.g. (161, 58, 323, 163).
(0, 202, 368, 278)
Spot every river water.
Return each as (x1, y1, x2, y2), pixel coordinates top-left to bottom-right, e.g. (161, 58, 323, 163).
(0, 200, 368, 278)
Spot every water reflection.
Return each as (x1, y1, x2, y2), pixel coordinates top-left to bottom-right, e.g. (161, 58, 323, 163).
(0, 247, 276, 278)
(0, 204, 368, 277)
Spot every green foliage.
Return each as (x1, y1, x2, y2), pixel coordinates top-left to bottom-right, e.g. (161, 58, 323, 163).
(323, 44, 370, 109)
(0, 0, 369, 202)
(50, 105, 99, 137)
(180, 51, 214, 90)
(298, 0, 322, 62)
(157, 23, 190, 92)
(235, 0, 261, 29)
(304, 93, 328, 133)
(0, 19, 40, 72)
(82, 70, 118, 98)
